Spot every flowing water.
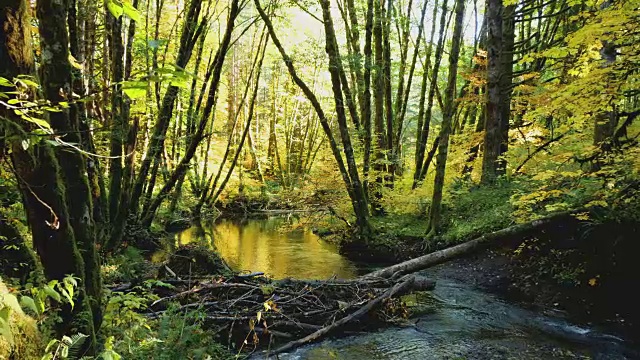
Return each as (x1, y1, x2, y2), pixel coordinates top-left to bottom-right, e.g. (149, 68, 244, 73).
(176, 217, 639, 359)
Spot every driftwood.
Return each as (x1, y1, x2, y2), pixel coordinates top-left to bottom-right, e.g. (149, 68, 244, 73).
(267, 275, 417, 356)
(113, 210, 583, 357)
(363, 210, 578, 280)
(130, 273, 434, 356)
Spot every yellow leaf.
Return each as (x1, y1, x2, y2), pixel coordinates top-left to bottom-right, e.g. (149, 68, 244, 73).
(574, 212, 590, 221)
(588, 278, 597, 286)
(68, 54, 83, 70)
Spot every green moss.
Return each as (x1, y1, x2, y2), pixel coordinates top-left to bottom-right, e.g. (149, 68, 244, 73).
(438, 181, 517, 245)
(0, 277, 44, 360)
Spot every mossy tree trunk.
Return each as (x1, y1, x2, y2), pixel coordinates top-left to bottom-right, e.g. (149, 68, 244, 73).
(0, 213, 37, 284)
(481, 0, 504, 184)
(372, 0, 386, 214)
(2, 0, 100, 346)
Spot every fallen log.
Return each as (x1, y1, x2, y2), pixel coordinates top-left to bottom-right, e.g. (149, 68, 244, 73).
(136, 271, 431, 355)
(266, 275, 417, 356)
(363, 210, 580, 280)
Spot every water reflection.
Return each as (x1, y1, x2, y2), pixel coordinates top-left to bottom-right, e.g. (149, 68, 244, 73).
(175, 217, 358, 280)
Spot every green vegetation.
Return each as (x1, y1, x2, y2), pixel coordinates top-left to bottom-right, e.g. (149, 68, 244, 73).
(1, 0, 639, 357)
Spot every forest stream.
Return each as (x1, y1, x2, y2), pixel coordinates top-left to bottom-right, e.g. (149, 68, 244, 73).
(173, 216, 639, 360)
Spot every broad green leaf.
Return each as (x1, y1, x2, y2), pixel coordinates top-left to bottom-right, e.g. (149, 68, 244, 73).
(0, 318, 14, 346)
(64, 281, 75, 300)
(60, 288, 74, 310)
(61, 345, 69, 358)
(106, 0, 124, 18)
(123, 87, 147, 100)
(123, 81, 148, 99)
(21, 115, 52, 131)
(64, 276, 78, 288)
(0, 77, 13, 87)
(0, 305, 13, 346)
(122, 1, 141, 22)
(16, 76, 39, 88)
(45, 339, 58, 352)
(44, 286, 61, 302)
(20, 296, 39, 315)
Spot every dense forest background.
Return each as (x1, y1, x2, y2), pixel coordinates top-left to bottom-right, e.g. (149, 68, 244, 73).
(1, 0, 639, 357)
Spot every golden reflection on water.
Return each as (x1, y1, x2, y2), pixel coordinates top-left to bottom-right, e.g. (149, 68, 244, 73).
(175, 218, 358, 280)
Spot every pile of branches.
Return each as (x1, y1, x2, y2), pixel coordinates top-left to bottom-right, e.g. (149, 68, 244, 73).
(141, 272, 435, 356)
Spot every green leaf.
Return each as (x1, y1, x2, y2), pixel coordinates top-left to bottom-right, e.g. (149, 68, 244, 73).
(0, 306, 13, 346)
(16, 77, 39, 88)
(61, 344, 69, 358)
(0, 306, 11, 322)
(45, 339, 58, 353)
(122, 81, 148, 100)
(64, 281, 75, 301)
(0, 77, 13, 87)
(64, 276, 78, 288)
(106, 0, 124, 18)
(122, 1, 141, 22)
(59, 288, 74, 310)
(21, 114, 52, 131)
(20, 296, 39, 315)
(69, 54, 83, 70)
(67, 333, 88, 358)
(44, 286, 61, 302)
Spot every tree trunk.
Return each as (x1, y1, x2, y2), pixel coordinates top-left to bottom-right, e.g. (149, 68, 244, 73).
(0, 213, 36, 283)
(426, 0, 465, 238)
(107, 12, 125, 223)
(362, 0, 374, 201)
(395, 0, 429, 176)
(372, 0, 387, 214)
(140, 0, 241, 227)
(130, 0, 204, 217)
(256, 0, 372, 238)
(1, 0, 99, 347)
(382, 0, 394, 182)
(497, 4, 515, 176)
(481, 0, 504, 184)
(319, 0, 372, 236)
(413, 0, 448, 188)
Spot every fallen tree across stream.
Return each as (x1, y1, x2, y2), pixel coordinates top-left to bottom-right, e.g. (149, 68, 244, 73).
(118, 210, 582, 358)
(364, 210, 580, 280)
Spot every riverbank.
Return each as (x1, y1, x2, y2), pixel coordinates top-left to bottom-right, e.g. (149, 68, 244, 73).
(337, 213, 640, 345)
(152, 186, 640, 348)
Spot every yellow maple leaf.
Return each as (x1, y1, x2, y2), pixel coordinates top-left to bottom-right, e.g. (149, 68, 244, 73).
(588, 278, 598, 286)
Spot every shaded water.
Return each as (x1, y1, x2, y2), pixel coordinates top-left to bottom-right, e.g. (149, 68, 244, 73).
(176, 217, 638, 359)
